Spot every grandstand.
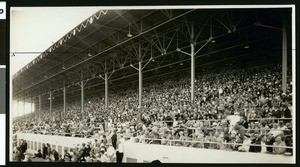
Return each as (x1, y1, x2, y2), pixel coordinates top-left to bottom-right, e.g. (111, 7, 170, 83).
(11, 7, 294, 163)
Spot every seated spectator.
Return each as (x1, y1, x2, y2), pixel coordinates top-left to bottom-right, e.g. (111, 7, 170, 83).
(265, 132, 275, 153)
(238, 135, 252, 152)
(273, 135, 286, 154)
(269, 123, 283, 137)
(12, 64, 293, 160)
(249, 132, 261, 153)
(33, 149, 43, 158)
(260, 135, 268, 153)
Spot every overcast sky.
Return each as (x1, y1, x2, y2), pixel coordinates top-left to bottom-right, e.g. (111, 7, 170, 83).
(10, 7, 102, 117)
(10, 7, 101, 76)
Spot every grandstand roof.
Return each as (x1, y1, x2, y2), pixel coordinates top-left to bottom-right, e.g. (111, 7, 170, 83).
(12, 8, 291, 107)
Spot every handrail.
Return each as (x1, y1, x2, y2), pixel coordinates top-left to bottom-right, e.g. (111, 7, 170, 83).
(16, 125, 292, 140)
(248, 118, 292, 120)
(170, 127, 290, 131)
(141, 137, 293, 149)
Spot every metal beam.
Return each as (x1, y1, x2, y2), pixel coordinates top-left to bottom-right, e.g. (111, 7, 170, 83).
(13, 9, 195, 96)
(63, 86, 66, 114)
(138, 43, 142, 108)
(39, 94, 41, 123)
(50, 91, 53, 118)
(105, 72, 108, 108)
(190, 23, 195, 104)
(49, 48, 270, 107)
(23, 99, 25, 116)
(30, 97, 33, 113)
(81, 70, 84, 113)
(282, 18, 287, 93)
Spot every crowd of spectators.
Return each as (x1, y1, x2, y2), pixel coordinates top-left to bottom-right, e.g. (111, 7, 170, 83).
(13, 130, 123, 162)
(12, 64, 293, 162)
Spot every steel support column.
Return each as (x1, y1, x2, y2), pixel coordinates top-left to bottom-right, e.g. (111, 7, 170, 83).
(105, 72, 108, 108)
(190, 24, 195, 104)
(282, 18, 287, 93)
(23, 98, 25, 116)
(63, 87, 66, 114)
(81, 80, 84, 113)
(39, 94, 41, 122)
(17, 98, 19, 117)
(30, 97, 33, 113)
(50, 91, 53, 118)
(138, 44, 143, 108)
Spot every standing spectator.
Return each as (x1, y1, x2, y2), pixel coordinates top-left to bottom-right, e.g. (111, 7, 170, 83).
(86, 144, 91, 157)
(116, 141, 124, 163)
(46, 143, 51, 157)
(111, 129, 117, 150)
(20, 140, 27, 159)
(42, 144, 48, 159)
(239, 116, 249, 129)
(78, 143, 87, 162)
(227, 111, 241, 132)
(51, 149, 59, 161)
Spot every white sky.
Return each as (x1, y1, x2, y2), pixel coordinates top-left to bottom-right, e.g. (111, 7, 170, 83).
(10, 7, 101, 117)
(10, 7, 101, 76)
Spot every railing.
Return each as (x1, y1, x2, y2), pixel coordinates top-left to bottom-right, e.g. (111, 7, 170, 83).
(15, 130, 139, 140)
(139, 137, 293, 152)
(248, 118, 292, 123)
(17, 125, 292, 140)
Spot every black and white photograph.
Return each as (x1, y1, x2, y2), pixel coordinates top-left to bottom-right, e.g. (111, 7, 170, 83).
(10, 5, 295, 164)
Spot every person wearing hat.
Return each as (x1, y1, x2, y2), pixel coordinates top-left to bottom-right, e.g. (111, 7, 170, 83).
(51, 148, 59, 162)
(77, 143, 87, 162)
(86, 144, 92, 157)
(278, 121, 287, 130)
(106, 142, 116, 162)
(33, 149, 43, 158)
(116, 140, 124, 163)
(238, 134, 251, 152)
(249, 131, 261, 153)
(99, 150, 110, 162)
(266, 132, 275, 153)
(64, 153, 72, 162)
(42, 143, 48, 159)
(281, 104, 292, 120)
(20, 140, 27, 160)
(46, 143, 51, 157)
(269, 123, 283, 137)
(111, 129, 117, 150)
(273, 134, 286, 154)
(227, 111, 241, 132)
(63, 148, 72, 162)
(239, 116, 249, 129)
(13, 146, 22, 162)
